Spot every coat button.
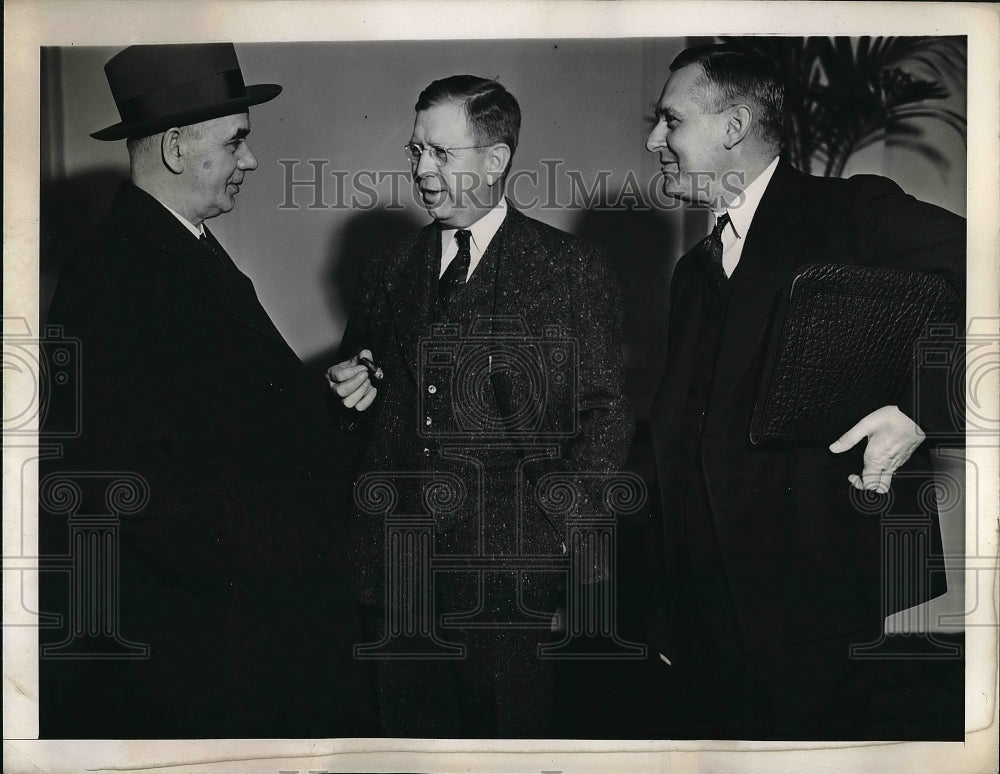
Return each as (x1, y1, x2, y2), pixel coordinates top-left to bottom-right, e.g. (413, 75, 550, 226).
(423, 447, 431, 456)
(267, 378, 285, 395)
(425, 416, 433, 426)
(428, 384, 437, 394)
(298, 465, 312, 481)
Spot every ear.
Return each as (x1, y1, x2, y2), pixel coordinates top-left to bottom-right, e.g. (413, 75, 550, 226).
(161, 128, 184, 174)
(723, 105, 753, 150)
(485, 143, 512, 186)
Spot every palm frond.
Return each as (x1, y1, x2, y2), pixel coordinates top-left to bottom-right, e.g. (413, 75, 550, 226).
(885, 137, 951, 178)
(718, 35, 967, 176)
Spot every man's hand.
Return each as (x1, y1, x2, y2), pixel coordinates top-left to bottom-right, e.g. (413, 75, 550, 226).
(326, 349, 378, 411)
(829, 405, 926, 494)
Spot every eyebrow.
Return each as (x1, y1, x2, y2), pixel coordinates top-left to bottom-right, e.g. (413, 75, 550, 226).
(654, 106, 681, 121)
(228, 128, 251, 142)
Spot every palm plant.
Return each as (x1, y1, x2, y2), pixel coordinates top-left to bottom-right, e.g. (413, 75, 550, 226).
(722, 36, 967, 178)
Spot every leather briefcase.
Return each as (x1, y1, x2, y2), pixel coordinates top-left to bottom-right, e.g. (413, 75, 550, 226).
(749, 264, 961, 445)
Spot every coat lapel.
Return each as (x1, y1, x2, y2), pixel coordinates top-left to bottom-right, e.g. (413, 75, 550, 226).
(450, 203, 521, 320)
(181, 227, 291, 349)
(110, 183, 292, 351)
(707, 162, 805, 410)
(487, 205, 530, 319)
(379, 204, 532, 387)
(383, 223, 440, 382)
(650, 256, 706, 453)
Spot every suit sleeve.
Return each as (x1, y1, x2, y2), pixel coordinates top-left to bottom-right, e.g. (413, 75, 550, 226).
(522, 240, 634, 496)
(564, 241, 634, 472)
(854, 176, 967, 443)
(334, 249, 387, 432)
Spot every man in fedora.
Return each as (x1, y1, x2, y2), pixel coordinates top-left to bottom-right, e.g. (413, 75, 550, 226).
(40, 43, 373, 738)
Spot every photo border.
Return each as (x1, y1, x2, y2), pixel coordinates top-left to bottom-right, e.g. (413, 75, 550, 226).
(4, 2, 998, 772)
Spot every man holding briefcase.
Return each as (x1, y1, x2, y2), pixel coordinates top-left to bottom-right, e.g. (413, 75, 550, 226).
(645, 43, 966, 738)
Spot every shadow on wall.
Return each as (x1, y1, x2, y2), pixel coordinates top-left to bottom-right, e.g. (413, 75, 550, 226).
(302, 207, 422, 383)
(40, 169, 128, 323)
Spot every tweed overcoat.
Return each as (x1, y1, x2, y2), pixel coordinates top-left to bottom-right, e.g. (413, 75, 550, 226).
(339, 204, 633, 617)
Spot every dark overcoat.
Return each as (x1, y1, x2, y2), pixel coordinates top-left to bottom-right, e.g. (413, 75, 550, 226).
(651, 163, 966, 655)
(40, 182, 373, 738)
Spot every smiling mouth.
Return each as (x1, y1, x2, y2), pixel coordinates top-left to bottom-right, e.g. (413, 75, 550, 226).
(419, 187, 446, 205)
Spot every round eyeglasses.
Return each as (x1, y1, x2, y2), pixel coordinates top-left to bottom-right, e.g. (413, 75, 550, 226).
(403, 142, 492, 166)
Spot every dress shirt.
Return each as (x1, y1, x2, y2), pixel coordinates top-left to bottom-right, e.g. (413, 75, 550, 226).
(711, 156, 779, 278)
(439, 198, 508, 280)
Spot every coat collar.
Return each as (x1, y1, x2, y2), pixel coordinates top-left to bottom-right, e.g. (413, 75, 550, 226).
(109, 181, 200, 257)
(109, 182, 291, 350)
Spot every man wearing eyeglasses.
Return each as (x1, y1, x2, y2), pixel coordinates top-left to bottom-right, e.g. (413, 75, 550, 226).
(327, 75, 632, 737)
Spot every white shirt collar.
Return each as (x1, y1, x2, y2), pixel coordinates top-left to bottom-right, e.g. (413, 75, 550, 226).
(161, 202, 205, 239)
(714, 156, 780, 239)
(440, 197, 508, 264)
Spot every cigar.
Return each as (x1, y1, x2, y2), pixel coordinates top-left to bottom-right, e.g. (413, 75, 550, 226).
(359, 354, 384, 382)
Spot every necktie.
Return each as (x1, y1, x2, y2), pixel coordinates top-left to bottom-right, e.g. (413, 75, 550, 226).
(200, 232, 225, 265)
(439, 229, 472, 311)
(201, 232, 240, 276)
(702, 211, 731, 292)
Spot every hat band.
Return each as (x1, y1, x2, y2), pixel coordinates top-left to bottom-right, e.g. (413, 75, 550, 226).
(117, 69, 248, 125)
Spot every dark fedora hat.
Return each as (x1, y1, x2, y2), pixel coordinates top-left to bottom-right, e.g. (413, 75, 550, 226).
(91, 43, 281, 141)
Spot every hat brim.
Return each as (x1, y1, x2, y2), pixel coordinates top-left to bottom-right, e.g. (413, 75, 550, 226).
(90, 83, 282, 141)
